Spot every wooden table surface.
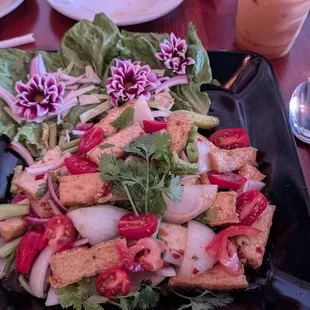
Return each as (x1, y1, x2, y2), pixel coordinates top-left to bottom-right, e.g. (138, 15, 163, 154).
(0, 0, 310, 185)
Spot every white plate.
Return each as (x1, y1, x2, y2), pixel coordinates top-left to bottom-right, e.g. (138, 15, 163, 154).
(47, 0, 183, 26)
(0, 0, 24, 18)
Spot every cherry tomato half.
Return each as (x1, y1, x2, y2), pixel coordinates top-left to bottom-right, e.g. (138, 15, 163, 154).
(16, 229, 44, 274)
(143, 121, 167, 134)
(95, 268, 130, 298)
(78, 127, 104, 153)
(209, 128, 249, 149)
(205, 225, 261, 275)
(64, 155, 98, 174)
(118, 213, 158, 240)
(208, 172, 247, 189)
(236, 190, 268, 226)
(38, 214, 76, 253)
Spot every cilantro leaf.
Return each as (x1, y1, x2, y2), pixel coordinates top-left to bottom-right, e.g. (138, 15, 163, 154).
(111, 107, 134, 131)
(36, 182, 47, 198)
(173, 290, 233, 310)
(138, 284, 160, 309)
(99, 132, 179, 216)
(124, 131, 171, 160)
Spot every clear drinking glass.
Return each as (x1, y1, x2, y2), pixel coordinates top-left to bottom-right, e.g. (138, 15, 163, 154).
(236, 0, 310, 59)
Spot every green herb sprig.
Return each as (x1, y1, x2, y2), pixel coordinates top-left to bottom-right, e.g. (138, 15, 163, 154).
(99, 131, 183, 216)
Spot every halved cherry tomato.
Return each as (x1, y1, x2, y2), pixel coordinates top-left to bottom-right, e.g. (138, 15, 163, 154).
(209, 128, 249, 149)
(64, 155, 98, 174)
(38, 214, 76, 252)
(117, 237, 165, 272)
(205, 225, 261, 275)
(236, 190, 268, 226)
(95, 268, 130, 298)
(118, 213, 158, 240)
(16, 229, 44, 274)
(78, 127, 104, 153)
(208, 172, 247, 189)
(143, 120, 167, 134)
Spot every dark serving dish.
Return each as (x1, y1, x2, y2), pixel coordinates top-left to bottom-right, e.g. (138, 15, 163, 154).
(1, 51, 310, 310)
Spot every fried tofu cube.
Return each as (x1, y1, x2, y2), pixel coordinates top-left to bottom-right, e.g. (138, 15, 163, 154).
(238, 163, 265, 181)
(210, 147, 257, 173)
(158, 222, 187, 254)
(205, 192, 239, 227)
(49, 238, 125, 289)
(168, 264, 248, 290)
(0, 217, 28, 242)
(238, 205, 275, 268)
(95, 102, 134, 137)
(87, 123, 145, 165)
(167, 112, 194, 155)
(12, 171, 47, 200)
(58, 173, 108, 207)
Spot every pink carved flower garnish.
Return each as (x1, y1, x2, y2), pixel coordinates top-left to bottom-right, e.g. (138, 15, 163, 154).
(106, 59, 158, 106)
(155, 33, 195, 74)
(15, 74, 65, 122)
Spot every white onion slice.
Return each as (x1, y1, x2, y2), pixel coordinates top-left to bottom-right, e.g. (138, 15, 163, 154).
(29, 245, 55, 298)
(0, 33, 35, 49)
(196, 140, 211, 173)
(74, 85, 96, 97)
(163, 185, 218, 224)
(179, 220, 217, 278)
(163, 249, 183, 266)
(73, 238, 89, 247)
(134, 95, 154, 124)
(72, 130, 85, 136)
(238, 180, 266, 196)
(9, 142, 34, 166)
(67, 205, 128, 245)
(79, 94, 101, 105)
(26, 153, 70, 175)
(45, 287, 59, 306)
(151, 110, 171, 118)
(156, 266, 176, 277)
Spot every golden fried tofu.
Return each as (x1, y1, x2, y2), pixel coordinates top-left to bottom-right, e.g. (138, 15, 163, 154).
(95, 102, 134, 137)
(205, 192, 239, 227)
(168, 264, 248, 290)
(87, 123, 145, 164)
(167, 112, 194, 155)
(238, 205, 275, 268)
(58, 173, 108, 207)
(210, 147, 257, 173)
(238, 163, 265, 181)
(49, 238, 125, 289)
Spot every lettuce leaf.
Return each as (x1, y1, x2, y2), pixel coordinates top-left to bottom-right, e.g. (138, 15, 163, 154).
(0, 13, 214, 156)
(60, 14, 120, 77)
(13, 123, 49, 157)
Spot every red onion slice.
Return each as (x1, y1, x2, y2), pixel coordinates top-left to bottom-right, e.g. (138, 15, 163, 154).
(155, 75, 188, 94)
(9, 142, 34, 166)
(47, 174, 67, 213)
(26, 153, 70, 175)
(24, 216, 49, 225)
